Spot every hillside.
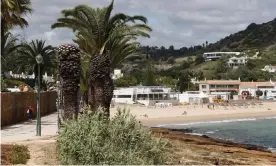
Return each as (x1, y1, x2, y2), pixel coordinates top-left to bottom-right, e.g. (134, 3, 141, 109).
(131, 18, 276, 63)
(118, 18, 276, 89)
(207, 18, 276, 52)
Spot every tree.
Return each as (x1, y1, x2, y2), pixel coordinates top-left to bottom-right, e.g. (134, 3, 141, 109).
(169, 45, 174, 51)
(143, 63, 156, 86)
(178, 72, 191, 93)
(1, 32, 20, 72)
(255, 89, 263, 99)
(114, 76, 138, 87)
(16, 39, 57, 82)
(58, 44, 81, 120)
(52, 0, 152, 118)
(157, 76, 176, 89)
(1, 0, 32, 38)
(167, 56, 175, 65)
(195, 54, 205, 65)
(80, 54, 90, 105)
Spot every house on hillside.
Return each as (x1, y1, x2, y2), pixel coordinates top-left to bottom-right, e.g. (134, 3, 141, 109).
(202, 52, 242, 61)
(227, 56, 248, 69)
(261, 65, 276, 73)
(112, 69, 123, 80)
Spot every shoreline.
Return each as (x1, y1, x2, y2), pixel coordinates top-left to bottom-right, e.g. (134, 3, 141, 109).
(140, 111, 276, 126)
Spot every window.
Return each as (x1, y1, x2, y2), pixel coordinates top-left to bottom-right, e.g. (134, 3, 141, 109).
(151, 89, 164, 92)
(137, 94, 148, 100)
(202, 85, 207, 89)
(117, 95, 132, 98)
(258, 86, 274, 89)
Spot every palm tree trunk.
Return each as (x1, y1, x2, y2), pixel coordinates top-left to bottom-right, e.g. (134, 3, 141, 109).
(58, 44, 81, 120)
(88, 54, 114, 119)
(82, 91, 88, 105)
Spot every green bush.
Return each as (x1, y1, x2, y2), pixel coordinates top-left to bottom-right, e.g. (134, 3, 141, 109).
(58, 108, 168, 165)
(12, 144, 30, 164)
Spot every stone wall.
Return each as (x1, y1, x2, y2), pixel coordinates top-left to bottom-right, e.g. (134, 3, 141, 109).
(1, 91, 57, 126)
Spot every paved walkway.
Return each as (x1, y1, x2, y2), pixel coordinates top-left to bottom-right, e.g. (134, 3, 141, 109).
(1, 112, 59, 143)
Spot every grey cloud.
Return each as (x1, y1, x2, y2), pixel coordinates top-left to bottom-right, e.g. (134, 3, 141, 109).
(12, 0, 276, 49)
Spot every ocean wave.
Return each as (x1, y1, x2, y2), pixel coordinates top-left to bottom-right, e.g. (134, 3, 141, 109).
(268, 147, 276, 153)
(155, 116, 276, 127)
(206, 131, 215, 134)
(264, 116, 276, 120)
(155, 118, 257, 127)
(186, 132, 203, 136)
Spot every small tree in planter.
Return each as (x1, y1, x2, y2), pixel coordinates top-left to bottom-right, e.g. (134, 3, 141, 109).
(255, 89, 263, 100)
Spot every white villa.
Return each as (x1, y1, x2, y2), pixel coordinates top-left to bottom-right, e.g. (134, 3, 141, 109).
(227, 56, 248, 68)
(112, 69, 123, 80)
(112, 86, 179, 106)
(203, 52, 242, 61)
(261, 65, 276, 73)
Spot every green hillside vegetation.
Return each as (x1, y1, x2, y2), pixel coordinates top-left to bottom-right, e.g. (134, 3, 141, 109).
(118, 18, 276, 91)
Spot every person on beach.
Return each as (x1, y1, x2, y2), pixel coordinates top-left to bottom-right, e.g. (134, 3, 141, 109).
(26, 106, 34, 122)
(182, 111, 187, 115)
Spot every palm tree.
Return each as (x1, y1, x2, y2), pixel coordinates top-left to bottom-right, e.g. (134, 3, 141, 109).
(52, 0, 152, 118)
(16, 39, 57, 83)
(1, 32, 20, 72)
(58, 44, 81, 120)
(80, 53, 90, 105)
(1, 0, 32, 38)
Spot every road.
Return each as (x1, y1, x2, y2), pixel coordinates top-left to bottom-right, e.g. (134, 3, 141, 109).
(1, 112, 58, 143)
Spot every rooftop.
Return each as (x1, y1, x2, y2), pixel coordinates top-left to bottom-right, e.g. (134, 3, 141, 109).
(203, 52, 241, 55)
(198, 80, 241, 85)
(240, 82, 276, 87)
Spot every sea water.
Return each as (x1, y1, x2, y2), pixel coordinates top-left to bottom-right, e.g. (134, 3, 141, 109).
(157, 117, 276, 152)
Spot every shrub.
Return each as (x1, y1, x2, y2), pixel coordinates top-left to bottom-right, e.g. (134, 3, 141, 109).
(12, 144, 30, 164)
(58, 108, 168, 165)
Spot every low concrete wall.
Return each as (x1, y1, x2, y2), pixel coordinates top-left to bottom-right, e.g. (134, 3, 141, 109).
(1, 91, 57, 126)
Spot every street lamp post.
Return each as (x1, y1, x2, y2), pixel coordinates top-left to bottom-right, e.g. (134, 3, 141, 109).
(56, 81, 60, 133)
(35, 54, 43, 136)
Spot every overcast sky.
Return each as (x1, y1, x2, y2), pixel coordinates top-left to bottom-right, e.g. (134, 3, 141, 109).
(12, 0, 276, 49)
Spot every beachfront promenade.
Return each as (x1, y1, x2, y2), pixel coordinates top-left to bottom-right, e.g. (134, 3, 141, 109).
(1, 112, 58, 143)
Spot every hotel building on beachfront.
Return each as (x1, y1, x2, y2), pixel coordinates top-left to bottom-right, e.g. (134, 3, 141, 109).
(198, 79, 276, 99)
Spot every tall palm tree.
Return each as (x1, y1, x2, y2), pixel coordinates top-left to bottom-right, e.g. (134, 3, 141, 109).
(1, 31, 20, 72)
(16, 39, 57, 82)
(58, 44, 81, 120)
(52, 0, 152, 118)
(1, 0, 32, 38)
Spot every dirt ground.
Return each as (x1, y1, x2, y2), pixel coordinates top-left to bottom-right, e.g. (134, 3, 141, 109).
(1, 145, 13, 165)
(1, 136, 60, 165)
(1, 129, 276, 165)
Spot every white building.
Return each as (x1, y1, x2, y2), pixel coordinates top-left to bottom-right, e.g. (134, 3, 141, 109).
(112, 69, 123, 80)
(112, 86, 179, 106)
(178, 91, 209, 103)
(8, 71, 55, 83)
(261, 65, 276, 73)
(239, 81, 276, 99)
(203, 52, 241, 61)
(227, 56, 248, 69)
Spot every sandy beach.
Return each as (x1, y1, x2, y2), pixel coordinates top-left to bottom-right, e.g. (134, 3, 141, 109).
(110, 102, 276, 126)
